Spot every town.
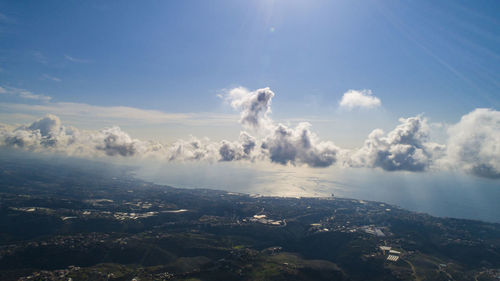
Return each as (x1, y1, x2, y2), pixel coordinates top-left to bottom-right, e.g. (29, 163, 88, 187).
(1, 156, 499, 280)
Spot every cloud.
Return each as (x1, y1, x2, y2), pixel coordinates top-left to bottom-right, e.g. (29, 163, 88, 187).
(0, 91, 340, 168)
(64, 54, 92, 63)
(349, 116, 445, 171)
(33, 51, 48, 64)
(0, 114, 162, 157)
(223, 87, 275, 129)
(339, 89, 381, 110)
(27, 113, 62, 138)
(444, 108, 500, 179)
(261, 122, 340, 167)
(13, 125, 207, 163)
(222, 87, 341, 167)
(2, 127, 43, 149)
(0, 86, 52, 101)
(96, 127, 142, 156)
(166, 137, 218, 162)
(42, 74, 62, 82)
(2, 114, 72, 149)
(219, 132, 256, 161)
(0, 101, 237, 126)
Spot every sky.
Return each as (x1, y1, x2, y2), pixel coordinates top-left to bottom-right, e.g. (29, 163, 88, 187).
(0, 1, 499, 221)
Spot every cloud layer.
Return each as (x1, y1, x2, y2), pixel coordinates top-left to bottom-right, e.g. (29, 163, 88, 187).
(1, 87, 498, 180)
(0, 86, 52, 101)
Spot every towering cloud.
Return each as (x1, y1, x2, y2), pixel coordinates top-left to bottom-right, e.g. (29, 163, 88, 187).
(349, 116, 444, 171)
(27, 114, 62, 138)
(444, 108, 500, 179)
(224, 87, 275, 129)
(339, 89, 381, 110)
(221, 87, 341, 167)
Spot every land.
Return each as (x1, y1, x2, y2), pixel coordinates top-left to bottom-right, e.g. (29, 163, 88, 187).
(0, 153, 499, 280)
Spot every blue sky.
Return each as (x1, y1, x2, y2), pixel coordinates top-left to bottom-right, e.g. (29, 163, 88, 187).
(1, 0, 498, 122)
(1, 1, 500, 221)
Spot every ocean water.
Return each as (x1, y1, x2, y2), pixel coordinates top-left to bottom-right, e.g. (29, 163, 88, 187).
(3, 150, 498, 224)
(136, 162, 500, 223)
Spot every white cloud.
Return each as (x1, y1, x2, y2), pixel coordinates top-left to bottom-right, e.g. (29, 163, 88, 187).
(219, 132, 257, 161)
(166, 137, 219, 162)
(443, 108, 500, 179)
(261, 122, 340, 167)
(0, 102, 237, 126)
(349, 116, 445, 171)
(0, 114, 167, 158)
(223, 87, 275, 130)
(0, 86, 342, 169)
(0, 86, 52, 101)
(64, 54, 92, 63)
(222, 87, 341, 167)
(339, 89, 381, 110)
(42, 74, 62, 82)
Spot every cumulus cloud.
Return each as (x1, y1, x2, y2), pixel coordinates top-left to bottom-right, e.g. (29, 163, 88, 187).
(2, 128, 43, 149)
(27, 113, 62, 138)
(0, 88, 341, 168)
(167, 137, 219, 162)
(349, 116, 444, 171)
(219, 132, 257, 161)
(0, 114, 160, 157)
(96, 127, 142, 156)
(339, 89, 381, 110)
(2, 114, 71, 149)
(0, 114, 220, 161)
(261, 122, 340, 167)
(444, 108, 500, 179)
(220, 87, 343, 167)
(220, 87, 341, 167)
(224, 87, 275, 129)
